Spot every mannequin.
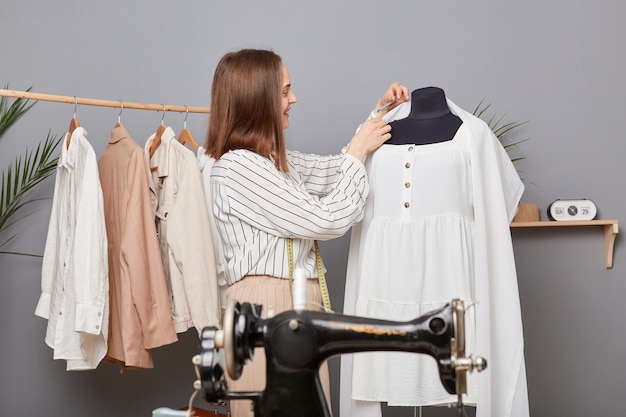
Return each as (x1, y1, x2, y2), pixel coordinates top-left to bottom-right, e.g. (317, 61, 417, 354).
(341, 90, 529, 417)
(387, 86, 462, 145)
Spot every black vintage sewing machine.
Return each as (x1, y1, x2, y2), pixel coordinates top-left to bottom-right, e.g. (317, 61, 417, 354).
(198, 298, 486, 417)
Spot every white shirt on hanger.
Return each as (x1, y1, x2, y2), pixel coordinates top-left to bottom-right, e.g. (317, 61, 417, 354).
(35, 127, 109, 371)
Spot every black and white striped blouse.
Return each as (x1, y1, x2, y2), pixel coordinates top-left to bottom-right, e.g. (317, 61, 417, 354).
(210, 149, 369, 284)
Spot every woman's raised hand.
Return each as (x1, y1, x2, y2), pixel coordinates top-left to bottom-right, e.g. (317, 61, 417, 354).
(346, 117, 391, 162)
(345, 83, 409, 162)
(372, 82, 410, 117)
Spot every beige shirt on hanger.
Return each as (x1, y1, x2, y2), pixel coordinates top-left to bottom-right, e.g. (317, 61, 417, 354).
(145, 127, 221, 334)
(98, 124, 178, 369)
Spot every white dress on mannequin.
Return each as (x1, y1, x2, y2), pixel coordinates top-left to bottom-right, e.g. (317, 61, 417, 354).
(351, 126, 478, 406)
(341, 99, 529, 417)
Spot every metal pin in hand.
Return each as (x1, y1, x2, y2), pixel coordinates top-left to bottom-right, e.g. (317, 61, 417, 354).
(376, 101, 394, 113)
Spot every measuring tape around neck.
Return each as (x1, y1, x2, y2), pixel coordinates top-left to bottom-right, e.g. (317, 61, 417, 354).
(287, 238, 331, 312)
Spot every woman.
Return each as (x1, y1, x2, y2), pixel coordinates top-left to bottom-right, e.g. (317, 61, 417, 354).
(205, 48, 408, 417)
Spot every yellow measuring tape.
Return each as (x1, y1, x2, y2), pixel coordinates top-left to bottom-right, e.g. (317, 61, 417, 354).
(287, 238, 332, 312)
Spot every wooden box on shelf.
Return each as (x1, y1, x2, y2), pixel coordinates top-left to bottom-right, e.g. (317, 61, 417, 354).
(514, 203, 540, 222)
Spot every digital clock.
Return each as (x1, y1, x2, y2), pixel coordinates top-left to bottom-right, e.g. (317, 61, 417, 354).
(547, 199, 597, 221)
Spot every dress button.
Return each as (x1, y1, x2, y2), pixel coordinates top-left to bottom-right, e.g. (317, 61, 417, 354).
(404, 202, 410, 208)
(408, 146, 414, 151)
(405, 182, 411, 188)
(59, 311, 63, 316)
(405, 162, 411, 169)
(95, 325, 100, 330)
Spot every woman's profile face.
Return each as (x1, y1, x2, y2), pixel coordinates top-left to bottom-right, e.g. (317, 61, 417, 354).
(280, 63, 298, 129)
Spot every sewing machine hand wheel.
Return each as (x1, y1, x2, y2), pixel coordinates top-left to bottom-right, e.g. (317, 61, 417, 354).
(222, 299, 263, 380)
(199, 300, 264, 403)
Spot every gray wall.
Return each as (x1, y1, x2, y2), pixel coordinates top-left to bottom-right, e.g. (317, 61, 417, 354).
(1, 1, 625, 416)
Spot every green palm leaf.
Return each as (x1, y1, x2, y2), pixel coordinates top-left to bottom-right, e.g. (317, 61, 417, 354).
(473, 98, 529, 163)
(0, 131, 61, 230)
(0, 85, 37, 134)
(0, 86, 61, 256)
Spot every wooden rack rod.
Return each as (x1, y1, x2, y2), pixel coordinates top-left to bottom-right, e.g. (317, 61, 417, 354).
(0, 89, 210, 114)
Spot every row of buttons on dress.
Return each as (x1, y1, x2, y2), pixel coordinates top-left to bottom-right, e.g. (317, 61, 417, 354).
(403, 146, 414, 209)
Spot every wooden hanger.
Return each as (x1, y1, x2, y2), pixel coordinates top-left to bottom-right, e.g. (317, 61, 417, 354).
(178, 128, 199, 151)
(149, 125, 166, 156)
(66, 97, 80, 149)
(150, 105, 167, 164)
(150, 125, 166, 157)
(178, 106, 199, 151)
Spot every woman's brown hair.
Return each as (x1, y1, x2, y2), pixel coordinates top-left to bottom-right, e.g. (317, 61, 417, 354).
(205, 49, 288, 172)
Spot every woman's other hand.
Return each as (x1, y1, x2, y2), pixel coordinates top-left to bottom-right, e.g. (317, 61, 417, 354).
(346, 118, 391, 162)
(372, 82, 410, 117)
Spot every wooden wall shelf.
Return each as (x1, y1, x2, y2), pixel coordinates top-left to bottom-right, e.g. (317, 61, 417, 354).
(510, 220, 619, 268)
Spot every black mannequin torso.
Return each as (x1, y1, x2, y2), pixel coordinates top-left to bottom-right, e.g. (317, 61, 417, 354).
(387, 87, 462, 145)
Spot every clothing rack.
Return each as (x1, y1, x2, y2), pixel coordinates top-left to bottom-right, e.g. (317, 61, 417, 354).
(0, 89, 210, 114)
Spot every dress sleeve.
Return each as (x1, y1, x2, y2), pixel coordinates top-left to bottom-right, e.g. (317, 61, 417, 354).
(492, 133, 524, 222)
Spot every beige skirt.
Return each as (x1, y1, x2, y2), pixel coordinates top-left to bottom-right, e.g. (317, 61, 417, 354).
(224, 275, 331, 417)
